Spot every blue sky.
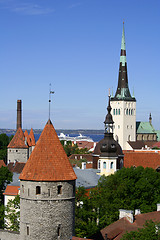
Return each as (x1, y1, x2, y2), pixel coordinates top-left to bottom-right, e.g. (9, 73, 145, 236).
(0, 0, 160, 130)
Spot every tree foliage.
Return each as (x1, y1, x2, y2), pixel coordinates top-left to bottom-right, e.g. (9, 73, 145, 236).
(0, 166, 13, 228)
(121, 220, 160, 240)
(0, 134, 14, 162)
(75, 167, 160, 238)
(5, 195, 20, 232)
(61, 141, 89, 157)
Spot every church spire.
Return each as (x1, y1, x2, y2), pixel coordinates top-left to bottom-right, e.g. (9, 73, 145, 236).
(112, 22, 135, 101)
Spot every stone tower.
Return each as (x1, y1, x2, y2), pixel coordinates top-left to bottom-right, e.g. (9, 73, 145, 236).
(19, 119, 77, 240)
(110, 23, 136, 150)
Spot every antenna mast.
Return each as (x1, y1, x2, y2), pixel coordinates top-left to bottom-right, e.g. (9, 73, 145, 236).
(49, 83, 55, 120)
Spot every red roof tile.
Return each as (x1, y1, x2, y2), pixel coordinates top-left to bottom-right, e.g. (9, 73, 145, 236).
(29, 128, 36, 146)
(124, 152, 160, 169)
(20, 120, 77, 181)
(3, 185, 19, 196)
(12, 162, 26, 173)
(0, 160, 6, 168)
(8, 127, 28, 149)
(100, 211, 160, 240)
(24, 130, 32, 147)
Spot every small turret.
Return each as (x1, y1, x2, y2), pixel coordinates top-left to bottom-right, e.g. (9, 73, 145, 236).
(149, 113, 152, 125)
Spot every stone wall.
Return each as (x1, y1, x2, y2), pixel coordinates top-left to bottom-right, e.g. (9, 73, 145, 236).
(0, 229, 20, 240)
(20, 180, 75, 240)
(7, 148, 29, 164)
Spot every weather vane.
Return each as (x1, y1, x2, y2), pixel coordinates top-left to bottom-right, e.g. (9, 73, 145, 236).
(49, 83, 55, 120)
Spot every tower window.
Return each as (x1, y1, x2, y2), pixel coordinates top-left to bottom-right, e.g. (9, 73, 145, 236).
(48, 189, 50, 197)
(36, 186, 41, 195)
(22, 185, 24, 193)
(116, 109, 118, 115)
(57, 224, 61, 237)
(129, 109, 131, 115)
(118, 109, 120, 115)
(103, 162, 106, 169)
(110, 162, 114, 169)
(58, 185, 62, 195)
(113, 109, 115, 115)
(118, 125, 120, 129)
(126, 109, 128, 115)
(28, 188, 30, 196)
(27, 226, 29, 235)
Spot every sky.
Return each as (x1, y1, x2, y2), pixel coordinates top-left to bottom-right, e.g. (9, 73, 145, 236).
(0, 0, 160, 130)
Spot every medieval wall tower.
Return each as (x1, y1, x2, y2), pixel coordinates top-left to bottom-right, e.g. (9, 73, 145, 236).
(19, 119, 77, 240)
(110, 23, 136, 150)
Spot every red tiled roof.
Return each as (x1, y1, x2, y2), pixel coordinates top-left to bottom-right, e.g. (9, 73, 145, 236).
(24, 130, 32, 147)
(0, 160, 6, 168)
(12, 162, 25, 173)
(100, 211, 160, 240)
(8, 127, 28, 149)
(3, 185, 19, 196)
(20, 119, 77, 181)
(29, 128, 36, 146)
(7, 162, 14, 172)
(75, 141, 94, 150)
(124, 152, 160, 169)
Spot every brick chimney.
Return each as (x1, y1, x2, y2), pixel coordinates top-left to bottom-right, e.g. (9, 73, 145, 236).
(17, 100, 22, 129)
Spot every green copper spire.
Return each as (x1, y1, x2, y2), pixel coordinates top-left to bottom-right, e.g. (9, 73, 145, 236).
(120, 22, 127, 67)
(111, 22, 136, 102)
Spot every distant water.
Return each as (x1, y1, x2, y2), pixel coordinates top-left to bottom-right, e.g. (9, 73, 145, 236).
(34, 133, 103, 143)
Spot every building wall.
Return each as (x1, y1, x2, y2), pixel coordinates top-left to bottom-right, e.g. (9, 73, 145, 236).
(98, 157, 117, 176)
(0, 229, 20, 240)
(20, 180, 75, 240)
(110, 100, 136, 150)
(136, 133, 157, 141)
(7, 148, 29, 164)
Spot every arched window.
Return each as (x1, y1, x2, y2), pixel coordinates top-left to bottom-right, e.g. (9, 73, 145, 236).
(118, 109, 120, 115)
(131, 109, 133, 115)
(113, 109, 115, 115)
(36, 186, 41, 195)
(110, 162, 113, 169)
(126, 109, 128, 115)
(129, 109, 130, 115)
(103, 162, 106, 169)
(115, 135, 119, 142)
(116, 109, 118, 115)
(128, 135, 131, 141)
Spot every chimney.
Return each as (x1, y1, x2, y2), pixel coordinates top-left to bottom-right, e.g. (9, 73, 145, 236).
(119, 209, 134, 223)
(157, 204, 160, 211)
(17, 100, 22, 130)
(135, 209, 141, 215)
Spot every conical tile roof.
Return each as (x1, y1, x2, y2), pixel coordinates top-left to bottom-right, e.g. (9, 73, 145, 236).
(29, 128, 36, 146)
(19, 119, 77, 181)
(24, 130, 32, 147)
(8, 127, 28, 149)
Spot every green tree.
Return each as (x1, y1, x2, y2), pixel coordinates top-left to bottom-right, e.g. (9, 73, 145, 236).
(121, 220, 160, 240)
(0, 133, 14, 162)
(75, 167, 160, 238)
(5, 195, 20, 232)
(61, 141, 89, 157)
(0, 166, 13, 227)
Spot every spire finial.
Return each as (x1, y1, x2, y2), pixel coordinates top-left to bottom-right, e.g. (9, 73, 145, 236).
(149, 113, 152, 125)
(49, 84, 55, 120)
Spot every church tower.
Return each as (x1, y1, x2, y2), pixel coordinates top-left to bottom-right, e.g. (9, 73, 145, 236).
(110, 23, 136, 150)
(19, 119, 77, 240)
